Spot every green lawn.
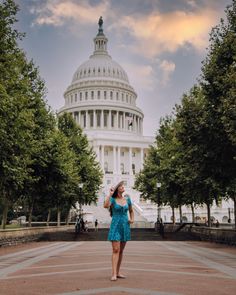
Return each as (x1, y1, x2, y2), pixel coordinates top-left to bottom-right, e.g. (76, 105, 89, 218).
(5, 224, 21, 229)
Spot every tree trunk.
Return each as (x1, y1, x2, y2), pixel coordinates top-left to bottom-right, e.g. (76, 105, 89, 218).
(191, 203, 195, 223)
(57, 207, 61, 226)
(46, 209, 51, 226)
(171, 206, 175, 224)
(65, 210, 70, 225)
(28, 204, 33, 227)
(179, 205, 182, 223)
(233, 196, 236, 231)
(206, 202, 211, 227)
(1, 201, 8, 230)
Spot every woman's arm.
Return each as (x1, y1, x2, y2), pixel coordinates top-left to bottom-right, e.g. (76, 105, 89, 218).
(103, 188, 114, 208)
(128, 199, 134, 224)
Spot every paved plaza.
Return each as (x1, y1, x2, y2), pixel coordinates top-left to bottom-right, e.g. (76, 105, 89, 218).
(0, 240, 235, 295)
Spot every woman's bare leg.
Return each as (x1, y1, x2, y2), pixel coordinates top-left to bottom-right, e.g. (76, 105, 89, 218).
(111, 241, 120, 280)
(117, 242, 126, 277)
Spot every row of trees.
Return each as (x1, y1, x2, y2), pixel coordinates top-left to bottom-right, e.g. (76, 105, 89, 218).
(0, 0, 102, 229)
(135, 0, 236, 227)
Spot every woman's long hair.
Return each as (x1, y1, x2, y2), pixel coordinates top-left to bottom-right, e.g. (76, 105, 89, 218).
(109, 188, 119, 217)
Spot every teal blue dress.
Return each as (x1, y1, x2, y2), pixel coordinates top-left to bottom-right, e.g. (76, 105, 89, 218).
(108, 195, 132, 242)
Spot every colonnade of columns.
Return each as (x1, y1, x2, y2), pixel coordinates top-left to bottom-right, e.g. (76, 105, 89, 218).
(72, 109, 143, 134)
(96, 145, 145, 175)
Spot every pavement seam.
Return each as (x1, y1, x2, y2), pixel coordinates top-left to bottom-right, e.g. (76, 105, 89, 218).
(160, 242, 236, 279)
(58, 286, 181, 295)
(27, 261, 208, 270)
(0, 242, 84, 279)
(0, 242, 63, 260)
(1, 265, 231, 281)
(179, 242, 236, 259)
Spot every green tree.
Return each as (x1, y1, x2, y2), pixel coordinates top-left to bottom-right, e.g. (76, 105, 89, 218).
(43, 129, 79, 226)
(175, 86, 222, 226)
(0, 0, 55, 228)
(200, 0, 236, 226)
(58, 113, 103, 210)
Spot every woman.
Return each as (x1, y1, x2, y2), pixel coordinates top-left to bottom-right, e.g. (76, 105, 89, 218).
(104, 181, 134, 281)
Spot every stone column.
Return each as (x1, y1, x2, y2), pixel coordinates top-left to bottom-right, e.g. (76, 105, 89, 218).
(81, 112, 83, 127)
(129, 147, 132, 175)
(117, 146, 121, 174)
(140, 148, 144, 170)
(137, 117, 140, 134)
(123, 112, 125, 130)
(86, 110, 89, 128)
(108, 110, 111, 129)
(101, 145, 104, 172)
(93, 110, 96, 128)
(133, 115, 136, 132)
(115, 111, 119, 129)
(77, 111, 80, 126)
(101, 110, 104, 128)
(113, 146, 116, 175)
(95, 146, 100, 162)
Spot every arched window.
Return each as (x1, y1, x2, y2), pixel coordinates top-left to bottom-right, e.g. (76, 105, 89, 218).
(104, 162, 108, 173)
(132, 164, 136, 174)
(120, 163, 124, 174)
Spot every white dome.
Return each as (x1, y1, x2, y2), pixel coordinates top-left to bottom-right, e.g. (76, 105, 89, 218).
(60, 17, 144, 137)
(72, 54, 129, 84)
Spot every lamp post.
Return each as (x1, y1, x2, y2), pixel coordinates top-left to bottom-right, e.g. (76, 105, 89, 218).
(228, 207, 231, 223)
(156, 182, 162, 222)
(78, 183, 84, 217)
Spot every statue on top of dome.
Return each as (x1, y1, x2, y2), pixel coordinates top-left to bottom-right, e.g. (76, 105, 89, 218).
(98, 16, 103, 28)
(98, 16, 103, 33)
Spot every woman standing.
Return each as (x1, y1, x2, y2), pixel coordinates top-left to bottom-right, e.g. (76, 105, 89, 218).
(104, 181, 134, 281)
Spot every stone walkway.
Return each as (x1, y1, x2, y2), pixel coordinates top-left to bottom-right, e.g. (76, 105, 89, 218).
(0, 240, 235, 294)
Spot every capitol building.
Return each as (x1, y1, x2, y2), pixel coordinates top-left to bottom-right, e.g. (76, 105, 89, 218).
(59, 18, 153, 206)
(59, 18, 234, 225)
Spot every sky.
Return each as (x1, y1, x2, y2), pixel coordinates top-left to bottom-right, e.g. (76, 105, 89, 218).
(15, 0, 232, 136)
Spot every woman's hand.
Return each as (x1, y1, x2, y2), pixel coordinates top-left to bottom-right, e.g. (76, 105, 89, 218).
(128, 219, 134, 224)
(109, 187, 114, 196)
(103, 187, 114, 208)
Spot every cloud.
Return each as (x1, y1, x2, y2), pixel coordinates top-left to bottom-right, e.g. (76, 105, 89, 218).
(159, 60, 176, 86)
(122, 63, 155, 91)
(31, 0, 110, 26)
(30, 0, 222, 58)
(186, 0, 198, 9)
(116, 7, 220, 58)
